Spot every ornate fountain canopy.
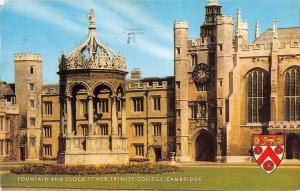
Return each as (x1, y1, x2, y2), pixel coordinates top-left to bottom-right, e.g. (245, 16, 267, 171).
(59, 9, 126, 72)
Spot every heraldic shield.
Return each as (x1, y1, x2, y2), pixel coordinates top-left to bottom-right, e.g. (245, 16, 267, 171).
(252, 134, 285, 174)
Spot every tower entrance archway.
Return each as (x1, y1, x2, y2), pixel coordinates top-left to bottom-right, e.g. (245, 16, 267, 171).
(195, 129, 215, 161)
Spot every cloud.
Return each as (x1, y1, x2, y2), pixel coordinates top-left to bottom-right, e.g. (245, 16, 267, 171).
(6, 0, 86, 34)
(54, 0, 173, 60)
(5, 0, 173, 61)
(136, 36, 173, 60)
(103, 0, 173, 42)
(53, 0, 131, 37)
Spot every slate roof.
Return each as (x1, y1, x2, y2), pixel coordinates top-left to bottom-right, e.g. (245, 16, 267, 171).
(254, 27, 300, 43)
(0, 81, 15, 98)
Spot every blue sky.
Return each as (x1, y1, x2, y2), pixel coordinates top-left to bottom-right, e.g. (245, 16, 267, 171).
(0, 0, 299, 84)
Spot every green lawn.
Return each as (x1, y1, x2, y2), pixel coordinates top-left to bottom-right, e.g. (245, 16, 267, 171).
(1, 167, 300, 191)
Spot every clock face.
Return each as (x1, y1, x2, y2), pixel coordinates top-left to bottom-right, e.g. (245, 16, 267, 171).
(192, 63, 210, 84)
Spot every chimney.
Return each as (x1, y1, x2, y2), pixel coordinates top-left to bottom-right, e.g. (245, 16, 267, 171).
(131, 68, 141, 80)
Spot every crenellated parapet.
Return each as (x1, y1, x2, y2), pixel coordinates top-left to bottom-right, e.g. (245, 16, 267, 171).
(216, 15, 234, 25)
(126, 78, 174, 91)
(188, 39, 210, 50)
(14, 53, 42, 61)
(239, 41, 300, 52)
(174, 21, 188, 29)
(240, 43, 271, 51)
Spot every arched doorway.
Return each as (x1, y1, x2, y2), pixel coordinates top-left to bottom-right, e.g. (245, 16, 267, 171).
(286, 133, 300, 159)
(195, 129, 215, 161)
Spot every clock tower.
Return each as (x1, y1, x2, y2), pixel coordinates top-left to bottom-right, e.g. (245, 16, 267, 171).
(174, 0, 234, 162)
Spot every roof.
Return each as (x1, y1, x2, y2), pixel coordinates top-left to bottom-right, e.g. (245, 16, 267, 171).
(60, 9, 126, 72)
(140, 76, 174, 82)
(0, 81, 15, 97)
(254, 27, 300, 43)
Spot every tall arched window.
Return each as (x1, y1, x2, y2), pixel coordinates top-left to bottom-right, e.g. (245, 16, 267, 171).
(247, 69, 270, 123)
(284, 67, 300, 121)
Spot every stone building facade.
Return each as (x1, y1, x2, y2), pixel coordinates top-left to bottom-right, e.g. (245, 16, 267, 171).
(0, 0, 299, 163)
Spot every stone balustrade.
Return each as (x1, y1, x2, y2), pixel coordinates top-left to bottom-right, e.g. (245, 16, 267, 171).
(0, 99, 19, 114)
(269, 121, 300, 129)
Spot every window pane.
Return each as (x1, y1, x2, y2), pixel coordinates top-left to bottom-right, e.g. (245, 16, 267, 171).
(285, 73, 290, 96)
(258, 98, 262, 122)
(285, 97, 290, 121)
(291, 97, 295, 121)
(253, 98, 257, 122)
(253, 72, 257, 97)
(258, 72, 262, 97)
(248, 100, 252, 123)
(291, 70, 296, 96)
(297, 69, 300, 96)
(296, 97, 300, 121)
(284, 67, 299, 121)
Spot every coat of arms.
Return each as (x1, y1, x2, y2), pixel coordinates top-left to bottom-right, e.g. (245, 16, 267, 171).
(252, 134, 285, 174)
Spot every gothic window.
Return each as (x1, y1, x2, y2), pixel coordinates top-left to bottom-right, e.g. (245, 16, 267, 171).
(30, 117, 36, 127)
(43, 125, 52, 138)
(30, 99, 35, 109)
(29, 83, 35, 92)
(30, 65, 35, 74)
(284, 67, 300, 121)
(247, 69, 270, 123)
(153, 123, 162, 136)
(132, 97, 144, 112)
(191, 54, 197, 66)
(43, 101, 52, 115)
(153, 96, 161, 111)
(43, 144, 52, 156)
(134, 144, 144, 156)
(134, 123, 144, 136)
(99, 124, 108, 135)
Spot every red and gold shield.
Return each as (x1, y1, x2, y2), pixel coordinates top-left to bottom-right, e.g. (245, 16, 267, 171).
(252, 134, 285, 174)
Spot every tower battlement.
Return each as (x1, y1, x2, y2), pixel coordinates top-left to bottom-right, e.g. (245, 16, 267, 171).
(127, 81, 171, 91)
(216, 16, 234, 25)
(14, 53, 42, 61)
(174, 21, 188, 29)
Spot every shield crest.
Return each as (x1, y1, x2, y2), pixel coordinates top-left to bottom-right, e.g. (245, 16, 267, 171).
(252, 134, 285, 174)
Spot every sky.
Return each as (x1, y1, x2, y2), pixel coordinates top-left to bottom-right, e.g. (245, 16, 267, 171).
(0, 0, 299, 84)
